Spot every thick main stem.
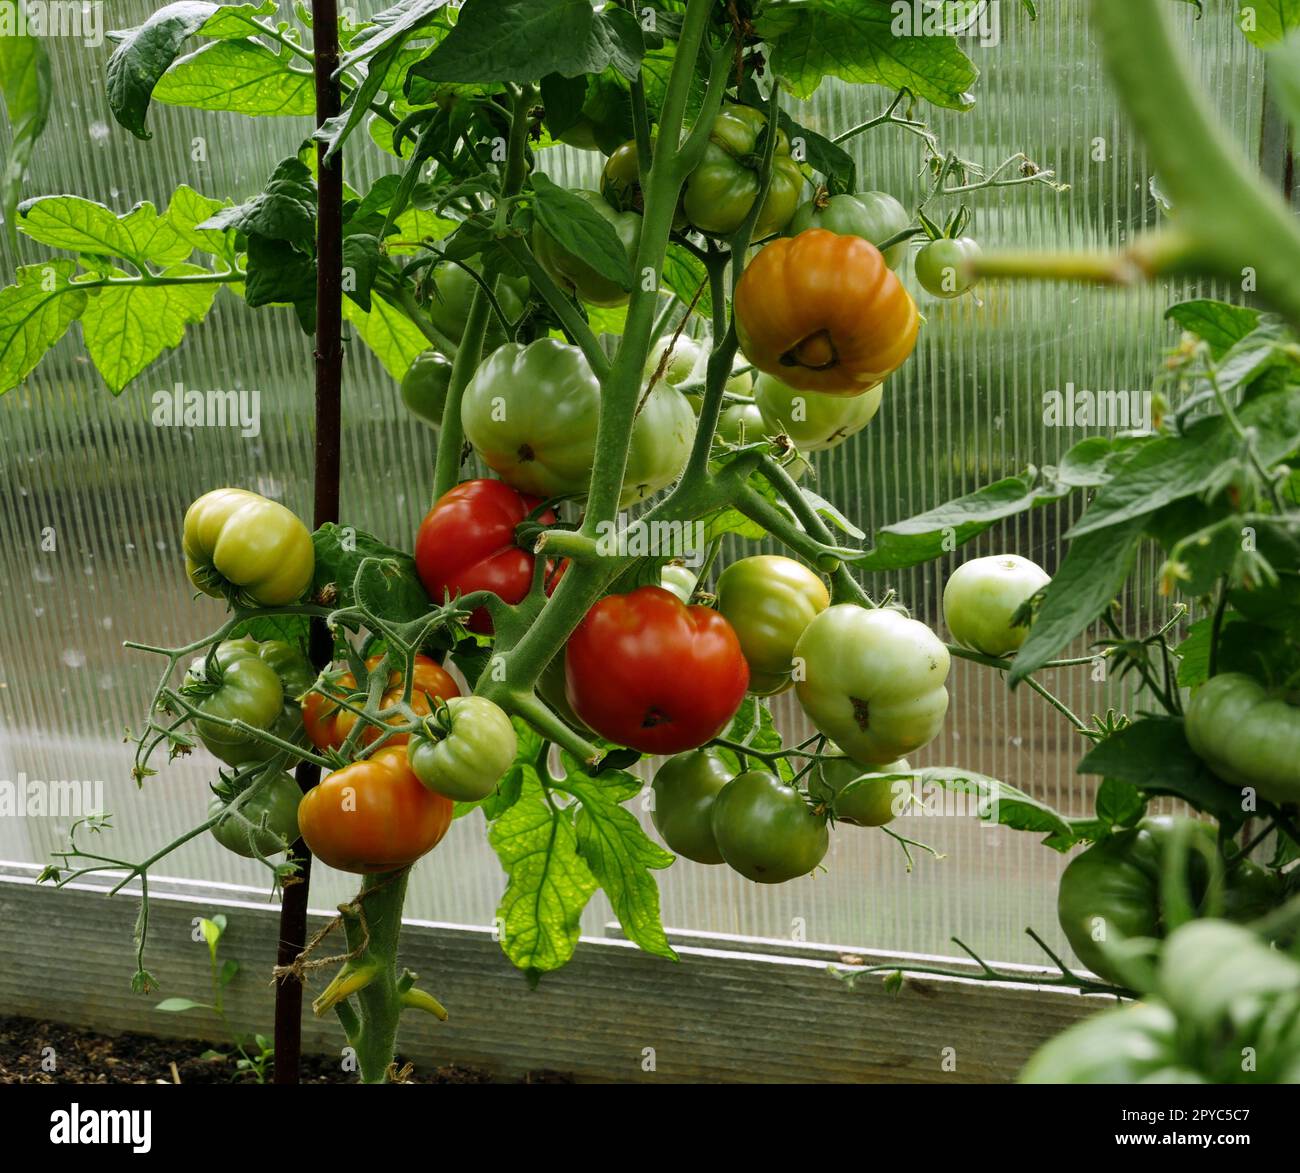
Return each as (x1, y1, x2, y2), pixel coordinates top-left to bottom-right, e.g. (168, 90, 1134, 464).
(274, 0, 343, 1087)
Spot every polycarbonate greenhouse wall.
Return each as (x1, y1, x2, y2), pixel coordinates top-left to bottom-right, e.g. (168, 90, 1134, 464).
(0, 3, 1261, 970)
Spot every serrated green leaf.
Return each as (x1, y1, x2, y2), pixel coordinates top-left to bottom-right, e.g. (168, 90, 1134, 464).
(343, 292, 429, 380)
(0, 27, 51, 248)
(311, 523, 430, 624)
(1164, 299, 1261, 358)
(153, 38, 315, 117)
(490, 770, 597, 974)
(1077, 717, 1244, 826)
(0, 262, 88, 394)
(756, 0, 978, 107)
(891, 767, 1077, 847)
(531, 173, 634, 291)
(163, 184, 234, 259)
(199, 157, 317, 250)
(559, 764, 676, 962)
(81, 263, 220, 393)
(339, 0, 451, 70)
(18, 195, 194, 266)
(1010, 515, 1147, 682)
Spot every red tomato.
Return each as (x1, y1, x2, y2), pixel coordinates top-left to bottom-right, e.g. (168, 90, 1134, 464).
(564, 586, 750, 754)
(414, 479, 555, 632)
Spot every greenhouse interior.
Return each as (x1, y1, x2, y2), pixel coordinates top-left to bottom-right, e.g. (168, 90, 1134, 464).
(1, 0, 1298, 1135)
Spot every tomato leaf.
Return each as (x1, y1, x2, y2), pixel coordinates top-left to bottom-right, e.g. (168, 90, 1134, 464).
(1009, 514, 1147, 682)
(530, 174, 635, 292)
(1094, 777, 1147, 829)
(152, 38, 316, 118)
(81, 263, 220, 394)
(342, 292, 431, 380)
(490, 767, 598, 976)
(410, 0, 642, 86)
(338, 0, 451, 72)
(1077, 717, 1245, 827)
(106, 0, 277, 139)
(755, 0, 978, 107)
(19, 194, 196, 267)
(200, 157, 317, 250)
(0, 24, 51, 248)
(311, 523, 431, 625)
(558, 761, 677, 962)
(1165, 298, 1261, 359)
(1067, 387, 1300, 538)
(0, 261, 88, 395)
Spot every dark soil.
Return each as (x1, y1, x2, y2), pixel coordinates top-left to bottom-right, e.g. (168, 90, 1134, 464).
(0, 1016, 572, 1085)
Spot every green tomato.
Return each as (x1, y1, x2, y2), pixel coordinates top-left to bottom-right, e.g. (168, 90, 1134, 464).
(1184, 673, 1300, 805)
(942, 554, 1051, 657)
(810, 747, 909, 827)
(408, 696, 519, 802)
(725, 362, 754, 396)
(601, 138, 690, 228)
(915, 236, 980, 298)
(682, 105, 805, 239)
(532, 190, 641, 308)
(794, 604, 950, 762)
(644, 335, 703, 387)
(209, 772, 302, 858)
(710, 770, 829, 884)
(753, 372, 883, 453)
(788, 191, 911, 269)
(462, 338, 693, 505)
(714, 402, 766, 445)
(400, 349, 454, 427)
(1056, 816, 1281, 986)
(427, 263, 528, 351)
(660, 562, 699, 604)
(183, 488, 314, 607)
(185, 643, 285, 767)
(651, 750, 733, 864)
(716, 555, 830, 695)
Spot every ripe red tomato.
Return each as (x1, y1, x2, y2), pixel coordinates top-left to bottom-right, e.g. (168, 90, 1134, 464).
(414, 479, 555, 632)
(564, 586, 749, 754)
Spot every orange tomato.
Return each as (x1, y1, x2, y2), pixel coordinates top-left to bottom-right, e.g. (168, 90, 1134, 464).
(297, 746, 453, 874)
(734, 228, 919, 395)
(301, 654, 459, 750)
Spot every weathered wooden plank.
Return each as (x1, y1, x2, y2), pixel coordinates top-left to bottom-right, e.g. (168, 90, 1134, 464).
(0, 864, 1099, 1082)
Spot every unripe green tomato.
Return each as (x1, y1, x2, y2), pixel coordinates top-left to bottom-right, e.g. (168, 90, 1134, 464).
(725, 361, 754, 396)
(810, 747, 909, 827)
(602, 138, 689, 228)
(714, 401, 767, 445)
(682, 105, 805, 239)
(753, 372, 883, 452)
(942, 554, 1051, 657)
(915, 236, 981, 298)
(716, 554, 829, 695)
(531, 190, 641, 308)
(651, 750, 733, 864)
(644, 335, 703, 386)
(1184, 673, 1300, 804)
(408, 696, 518, 802)
(426, 262, 528, 351)
(710, 770, 829, 883)
(660, 562, 699, 604)
(400, 349, 453, 427)
(788, 191, 911, 269)
(209, 772, 302, 858)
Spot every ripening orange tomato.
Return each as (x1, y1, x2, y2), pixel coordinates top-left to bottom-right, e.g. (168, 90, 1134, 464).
(734, 228, 919, 395)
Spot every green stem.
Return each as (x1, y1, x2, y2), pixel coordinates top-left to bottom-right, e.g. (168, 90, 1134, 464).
(391, 285, 461, 356)
(331, 870, 412, 1085)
